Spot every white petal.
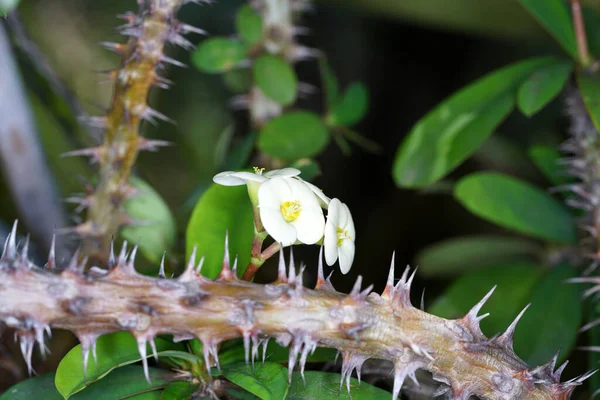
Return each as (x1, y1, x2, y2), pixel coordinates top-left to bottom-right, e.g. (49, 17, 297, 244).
(292, 207, 324, 244)
(260, 208, 297, 246)
(340, 202, 355, 239)
(258, 177, 293, 210)
(286, 179, 322, 208)
(327, 199, 342, 223)
(213, 171, 266, 186)
(338, 240, 355, 274)
(323, 217, 338, 266)
(299, 179, 331, 207)
(264, 168, 301, 178)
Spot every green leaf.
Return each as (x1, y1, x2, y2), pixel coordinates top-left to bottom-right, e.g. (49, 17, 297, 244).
(327, 83, 368, 126)
(517, 61, 573, 116)
(161, 381, 199, 400)
(222, 362, 289, 400)
(289, 159, 321, 181)
(258, 111, 329, 160)
(429, 262, 542, 337)
(253, 55, 298, 106)
(186, 184, 254, 278)
(71, 366, 170, 399)
(0, 373, 62, 400)
(518, 0, 578, 60)
(318, 57, 339, 108)
(192, 38, 248, 74)
(393, 57, 556, 188)
(577, 71, 600, 132)
(236, 5, 263, 45)
(121, 177, 176, 263)
(528, 145, 569, 185)
(222, 69, 253, 94)
(416, 235, 542, 277)
(156, 350, 203, 364)
(514, 265, 582, 365)
(454, 172, 576, 243)
(584, 6, 600, 58)
(287, 371, 390, 399)
(55, 332, 184, 399)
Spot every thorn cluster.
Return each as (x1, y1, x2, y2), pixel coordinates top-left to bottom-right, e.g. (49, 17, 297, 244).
(0, 221, 594, 399)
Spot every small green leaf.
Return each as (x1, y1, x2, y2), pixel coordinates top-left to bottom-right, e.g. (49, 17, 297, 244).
(121, 177, 176, 263)
(454, 172, 576, 243)
(528, 145, 569, 185)
(222, 362, 289, 400)
(417, 235, 542, 277)
(236, 5, 263, 45)
(55, 332, 184, 399)
(289, 158, 321, 181)
(287, 371, 390, 399)
(318, 57, 339, 108)
(253, 55, 298, 105)
(192, 38, 248, 74)
(429, 262, 542, 336)
(393, 57, 557, 188)
(222, 69, 253, 94)
(157, 350, 203, 364)
(161, 381, 199, 400)
(517, 61, 573, 116)
(518, 0, 578, 60)
(258, 111, 329, 160)
(577, 71, 600, 132)
(186, 184, 254, 278)
(0, 373, 62, 400)
(327, 83, 368, 126)
(70, 366, 170, 399)
(514, 265, 582, 365)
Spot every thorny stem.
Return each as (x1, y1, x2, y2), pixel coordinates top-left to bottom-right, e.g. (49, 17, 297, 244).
(77, 0, 196, 264)
(0, 226, 594, 400)
(571, 0, 592, 68)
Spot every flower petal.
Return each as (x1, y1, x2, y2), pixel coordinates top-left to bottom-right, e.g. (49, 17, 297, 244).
(292, 207, 324, 244)
(324, 216, 338, 266)
(341, 202, 355, 239)
(338, 239, 355, 274)
(260, 208, 297, 246)
(298, 179, 331, 207)
(258, 177, 293, 210)
(264, 168, 301, 179)
(213, 171, 267, 186)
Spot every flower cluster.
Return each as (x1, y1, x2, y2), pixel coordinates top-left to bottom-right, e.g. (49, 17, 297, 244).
(213, 168, 355, 274)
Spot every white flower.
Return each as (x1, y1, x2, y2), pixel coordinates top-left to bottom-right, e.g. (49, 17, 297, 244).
(298, 179, 331, 208)
(213, 167, 301, 186)
(258, 177, 325, 246)
(324, 198, 355, 274)
(213, 170, 267, 186)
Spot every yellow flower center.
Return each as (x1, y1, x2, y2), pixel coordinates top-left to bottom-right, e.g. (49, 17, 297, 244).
(337, 227, 351, 247)
(280, 200, 302, 222)
(253, 166, 265, 174)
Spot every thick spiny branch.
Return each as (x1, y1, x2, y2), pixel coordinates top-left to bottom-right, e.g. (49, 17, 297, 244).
(0, 223, 591, 400)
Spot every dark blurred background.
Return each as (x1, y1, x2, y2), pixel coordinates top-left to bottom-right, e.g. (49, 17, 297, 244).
(0, 0, 584, 393)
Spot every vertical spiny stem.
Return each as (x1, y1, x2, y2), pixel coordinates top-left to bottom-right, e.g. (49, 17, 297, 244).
(79, 0, 187, 263)
(571, 0, 592, 68)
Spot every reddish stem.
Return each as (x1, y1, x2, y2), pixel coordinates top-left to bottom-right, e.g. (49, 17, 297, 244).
(572, 0, 592, 67)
